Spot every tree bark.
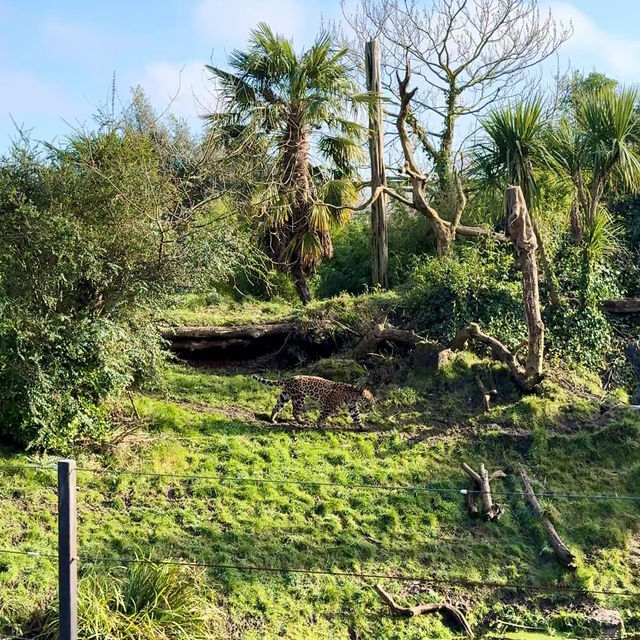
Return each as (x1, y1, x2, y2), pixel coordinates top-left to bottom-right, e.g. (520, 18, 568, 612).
(291, 262, 312, 305)
(570, 198, 583, 244)
(517, 466, 576, 568)
(366, 40, 389, 289)
(601, 299, 640, 314)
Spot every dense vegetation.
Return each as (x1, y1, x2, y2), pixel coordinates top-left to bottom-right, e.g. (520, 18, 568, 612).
(1, 0, 639, 638)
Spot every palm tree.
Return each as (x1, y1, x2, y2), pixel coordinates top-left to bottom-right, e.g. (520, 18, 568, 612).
(474, 99, 548, 208)
(205, 24, 364, 303)
(473, 99, 560, 304)
(548, 87, 640, 260)
(575, 87, 640, 226)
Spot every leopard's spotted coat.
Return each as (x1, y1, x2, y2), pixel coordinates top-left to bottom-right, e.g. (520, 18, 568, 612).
(253, 375, 374, 429)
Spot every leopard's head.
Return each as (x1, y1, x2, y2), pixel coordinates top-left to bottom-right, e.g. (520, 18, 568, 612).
(360, 387, 375, 409)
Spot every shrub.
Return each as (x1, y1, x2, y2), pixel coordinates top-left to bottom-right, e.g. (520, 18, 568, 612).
(41, 558, 224, 639)
(0, 108, 253, 449)
(314, 206, 434, 298)
(400, 242, 525, 345)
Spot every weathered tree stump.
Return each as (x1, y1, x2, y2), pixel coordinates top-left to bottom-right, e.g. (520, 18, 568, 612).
(462, 463, 506, 520)
(374, 584, 472, 636)
(517, 465, 576, 568)
(353, 322, 422, 358)
(475, 375, 493, 412)
(452, 187, 544, 391)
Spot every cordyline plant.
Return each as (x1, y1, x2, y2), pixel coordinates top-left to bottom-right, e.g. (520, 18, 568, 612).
(206, 24, 370, 303)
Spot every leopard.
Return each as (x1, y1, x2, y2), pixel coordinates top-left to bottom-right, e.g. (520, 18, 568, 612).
(253, 374, 374, 430)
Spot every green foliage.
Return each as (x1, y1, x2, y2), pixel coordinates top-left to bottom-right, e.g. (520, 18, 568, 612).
(0, 96, 256, 449)
(315, 207, 433, 298)
(0, 314, 162, 450)
(474, 98, 548, 208)
(401, 243, 524, 344)
(206, 24, 367, 299)
(41, 559, 223, 639)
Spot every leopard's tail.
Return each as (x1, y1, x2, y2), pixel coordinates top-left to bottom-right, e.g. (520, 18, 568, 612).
(252, 375, 282, 387)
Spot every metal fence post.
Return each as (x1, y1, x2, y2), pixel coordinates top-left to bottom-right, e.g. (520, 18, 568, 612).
(58, 459, 78, 640)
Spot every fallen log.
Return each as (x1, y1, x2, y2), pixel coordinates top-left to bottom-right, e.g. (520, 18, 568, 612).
(160, 322, 295, 346)
(601, 299, 640, 314)
(159, 322, 312, 361)
(466, 479, 480, 518)
(462, 463, 506, 521)
(374, 584, 472, 636)
(517, 466, 576, 568)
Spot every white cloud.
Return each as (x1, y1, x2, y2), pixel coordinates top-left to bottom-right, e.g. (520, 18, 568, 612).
(194, 0, 322, 46)
(550, 2, 640, 80)
(0, 68, 76, 118)
(126, 60, 220, 120)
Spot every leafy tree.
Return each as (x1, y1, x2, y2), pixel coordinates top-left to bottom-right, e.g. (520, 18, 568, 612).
(473, 99, 560, 304)
(0, 97, 255, 449)
(549, 87, 640, 262)
(205, 23, 366, 304)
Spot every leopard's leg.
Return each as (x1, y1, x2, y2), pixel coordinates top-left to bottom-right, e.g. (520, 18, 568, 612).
(348, 403, 364, 431)
(270, 391, 289, 423)
(292, 395, 305, 424)
(317, 405, 331, 430)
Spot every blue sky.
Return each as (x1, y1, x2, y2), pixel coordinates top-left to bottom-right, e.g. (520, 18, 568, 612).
(2, 0, 640, 151)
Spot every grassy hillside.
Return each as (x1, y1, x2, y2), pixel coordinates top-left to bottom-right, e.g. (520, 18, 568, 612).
(1, 341, 639, 639)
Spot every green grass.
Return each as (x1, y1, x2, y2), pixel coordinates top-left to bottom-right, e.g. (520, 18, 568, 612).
(1, 354, 639, 639)
(160, 291, 400, 332)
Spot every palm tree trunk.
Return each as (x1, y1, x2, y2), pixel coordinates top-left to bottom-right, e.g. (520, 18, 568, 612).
(291, 262, 312, 305)
(281, 115, 316, 304)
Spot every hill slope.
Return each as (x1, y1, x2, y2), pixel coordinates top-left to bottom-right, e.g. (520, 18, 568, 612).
(1, 341, 639, 639)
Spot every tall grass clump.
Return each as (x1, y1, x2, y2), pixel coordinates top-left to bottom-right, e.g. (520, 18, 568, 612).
(41, 558, 224, 640)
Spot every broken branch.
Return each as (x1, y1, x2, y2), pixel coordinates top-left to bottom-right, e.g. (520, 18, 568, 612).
(517, 465, 576, 568)
(374, 584, 472, 636)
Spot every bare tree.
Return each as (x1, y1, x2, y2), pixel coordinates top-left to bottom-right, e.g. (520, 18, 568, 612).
(342, 0, 571, 253)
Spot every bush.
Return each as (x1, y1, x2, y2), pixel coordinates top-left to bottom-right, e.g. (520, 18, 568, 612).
(400, 242, 525, 345)
(41, 558, 224, 639)
(0, 108, 254, 449)
(0, 314, 162, 450)
(314, 206, 434, 298)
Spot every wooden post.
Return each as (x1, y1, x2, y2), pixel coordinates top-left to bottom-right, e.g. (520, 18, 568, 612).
(365, 39, 388, 289)
(58, 459, 78, 640)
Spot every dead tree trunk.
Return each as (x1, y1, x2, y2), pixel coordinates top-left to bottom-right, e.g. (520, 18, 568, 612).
(461, 463, 506, 521)
(517, 466, 576, 568)
(475, 375, 493, 412)
(374, 585, 472, 636)
(366, 40, 389, 289)
(507, 187, 545, 386)
(452, 187, 544, 391)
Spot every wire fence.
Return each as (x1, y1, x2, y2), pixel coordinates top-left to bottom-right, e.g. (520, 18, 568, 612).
(1, 458, 639, 640)
(5, 461, 640, 502)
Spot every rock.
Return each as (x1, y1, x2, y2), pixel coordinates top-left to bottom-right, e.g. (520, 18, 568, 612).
(589, 608, 624, 638)
(632, 385, 640, 405)
(411, 341, 442, 370)
(436, 348, 457, 370)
